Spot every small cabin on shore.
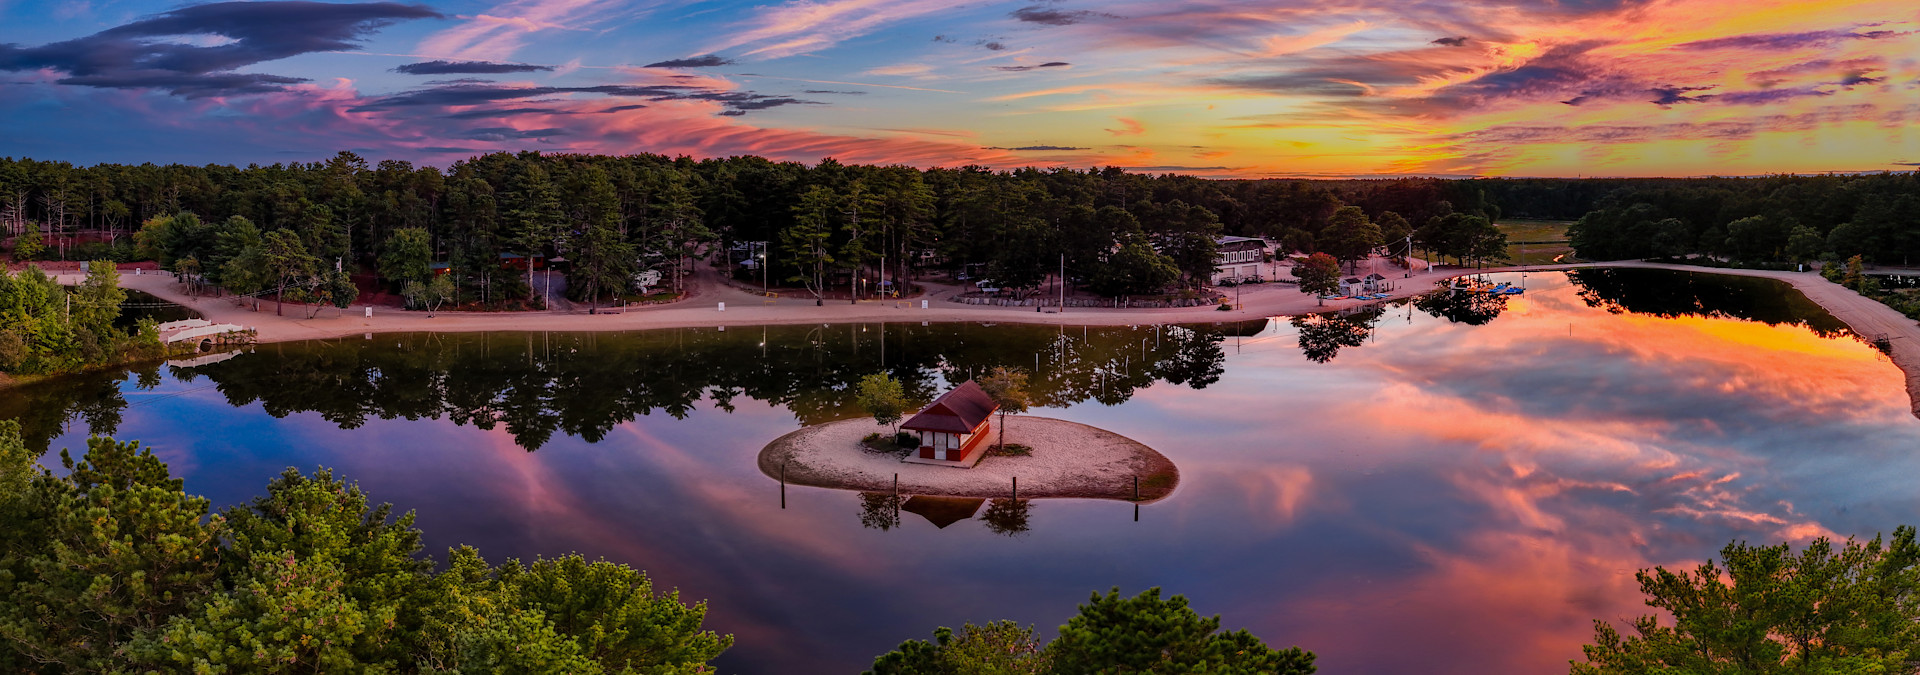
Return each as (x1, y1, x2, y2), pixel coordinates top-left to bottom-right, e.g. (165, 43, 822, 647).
(901, 381, 999, 468)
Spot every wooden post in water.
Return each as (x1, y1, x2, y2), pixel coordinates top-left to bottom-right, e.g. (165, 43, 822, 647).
(780, 462, 787, 509)
(893, 473, 900, 522)
(1012, 476, 1018, 501)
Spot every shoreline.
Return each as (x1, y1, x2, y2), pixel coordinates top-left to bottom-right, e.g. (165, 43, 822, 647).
(44, 261, 1920, 417)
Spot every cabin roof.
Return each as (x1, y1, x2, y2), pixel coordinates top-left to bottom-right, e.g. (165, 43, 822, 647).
(902, 380, 999, 433)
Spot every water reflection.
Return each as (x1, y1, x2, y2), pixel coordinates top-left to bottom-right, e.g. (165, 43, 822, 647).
(1292, 308, 1383, 364)
(4, 270, 1916, 675)
(0, 320, 1258, 452)
(981, 498, 1033, 536)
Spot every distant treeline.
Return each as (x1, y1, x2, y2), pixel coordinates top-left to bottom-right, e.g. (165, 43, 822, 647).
(1553, 173, 1920, 264)
(0, 153, 1493, 305)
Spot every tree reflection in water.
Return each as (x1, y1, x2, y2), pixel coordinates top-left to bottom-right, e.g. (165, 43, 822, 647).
(858, 492, 903, 531)
(1414, 288, 1510, 326)
(980, 498, 1031, 536)
(1566, 268, 1851, 336)
(0, 320, 1259, 452)
(1291, 307, 1385, 364)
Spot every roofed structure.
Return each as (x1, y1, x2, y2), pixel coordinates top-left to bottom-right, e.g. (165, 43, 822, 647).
(901, 380, 1000, 468)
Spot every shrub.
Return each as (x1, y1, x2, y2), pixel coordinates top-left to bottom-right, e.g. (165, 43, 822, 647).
(895, 431, 918, 448)
(990, 443, 1033, 457)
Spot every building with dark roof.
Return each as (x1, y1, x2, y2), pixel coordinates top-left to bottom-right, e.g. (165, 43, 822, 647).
(900, 380, 1000, 467)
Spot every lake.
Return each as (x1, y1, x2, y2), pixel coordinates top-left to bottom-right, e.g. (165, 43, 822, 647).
(6, 268, 1915, 674)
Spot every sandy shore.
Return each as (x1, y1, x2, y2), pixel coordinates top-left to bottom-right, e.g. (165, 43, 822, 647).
(53, 258, 1920, 416)
(757, 416, 1179, 502)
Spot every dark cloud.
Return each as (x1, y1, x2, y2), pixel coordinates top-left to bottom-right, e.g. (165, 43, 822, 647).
(643, 55, 734, 68)
(1648, 85, 1716, 107)
(460, 127, 567, 141)
(1675, 28, 1910, 52)
(597, 104, 647, 113)
(932, 35, 957, 43)
(1715, 87, 1830, 105)
(1431, 36, 1471, 47)
(1010, 5, 1120, 26)
(993, 61, 1071, 72)
(394, 60, 552, 75)
(353, 83, 815, 116)
(0, 1, 441, 97)
(983, 41, 1007, 51)
(986, 145, 1088, 151)
(802, 89, 866, 95)
(1748, 58, 1883, 87)
(443, 107, 568, 119)
(1896, 162, 1920, 167)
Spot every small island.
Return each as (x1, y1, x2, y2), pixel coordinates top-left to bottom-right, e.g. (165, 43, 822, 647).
(757, 415, 1179, 503)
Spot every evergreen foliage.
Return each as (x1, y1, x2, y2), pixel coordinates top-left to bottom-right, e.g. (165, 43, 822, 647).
(1572, 527, 1920, 675)
(867, 588, 1316, 675)
(0, 424, 732, 673)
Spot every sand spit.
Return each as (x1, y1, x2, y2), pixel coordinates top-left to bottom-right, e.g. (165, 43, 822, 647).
(758, 416, 1178, 502)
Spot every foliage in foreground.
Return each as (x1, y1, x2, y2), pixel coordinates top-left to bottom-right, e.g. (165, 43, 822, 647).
(868, 587, 1316, 675)
(0, 261, 163, 375)
(1572, 526, 1920, 675)
(0, 420, 731, 673)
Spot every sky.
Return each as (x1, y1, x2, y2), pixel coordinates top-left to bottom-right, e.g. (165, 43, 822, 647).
(0, 0, 1916, 177)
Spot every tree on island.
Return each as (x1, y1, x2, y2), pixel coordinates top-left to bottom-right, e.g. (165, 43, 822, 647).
(1293, 252, 1341, 305)
(867, 587, 1317, 675)
(857, 372, 909, 432)
(978, 366, 1030, 452)
(1572, 527, 1920, 675)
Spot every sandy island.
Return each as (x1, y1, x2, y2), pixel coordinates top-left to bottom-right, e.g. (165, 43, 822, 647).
(757, 416, 1179, 503)
(43, 256, 1920, 417)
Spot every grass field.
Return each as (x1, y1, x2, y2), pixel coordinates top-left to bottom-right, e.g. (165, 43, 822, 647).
(1500, 219, 1575, 265)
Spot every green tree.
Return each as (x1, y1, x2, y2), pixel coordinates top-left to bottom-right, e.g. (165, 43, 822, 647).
(1090, 240, 1180, 297)
(261, 229, 319, 316)
(857, 372, 909, 431)
(1572, 527, 1920, 675)
(379, 227, 434, 300)
(11, 226, 40, 260)
(1292, 252, 1341, 305)
(0, 435, 221, 672)
(1321, 206, 1381, 272)
(501, 554, 733, 672)
(1048, 587, 1317, 675)
(867, 621, 1050, 675)
(784, 186, 837, 304)
(977, 367, 1029, 452)
(1785, 224, 1825, 263)
(570, 223, 636, 310)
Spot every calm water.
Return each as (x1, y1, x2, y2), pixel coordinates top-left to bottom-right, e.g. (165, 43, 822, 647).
(7, 269, 1916, 674)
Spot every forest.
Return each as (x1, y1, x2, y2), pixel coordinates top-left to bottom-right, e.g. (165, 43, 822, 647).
(0, 153, 1502, 309)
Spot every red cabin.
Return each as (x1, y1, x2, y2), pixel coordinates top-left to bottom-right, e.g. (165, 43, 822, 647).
(900, 380, 999, 468)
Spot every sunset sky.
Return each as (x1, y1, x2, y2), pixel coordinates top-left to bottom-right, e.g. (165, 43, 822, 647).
(1, 0, 1915, 176)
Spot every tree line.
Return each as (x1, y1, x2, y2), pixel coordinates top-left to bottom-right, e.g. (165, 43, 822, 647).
(2, 154, 1495, 307)
(1564, 172, 1920, 265)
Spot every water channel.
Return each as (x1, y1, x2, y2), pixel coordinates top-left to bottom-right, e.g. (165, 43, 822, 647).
(5, 268, 1915, 674)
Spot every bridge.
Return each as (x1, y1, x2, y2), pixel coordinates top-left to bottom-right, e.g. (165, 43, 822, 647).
(155, 319, 253, 349)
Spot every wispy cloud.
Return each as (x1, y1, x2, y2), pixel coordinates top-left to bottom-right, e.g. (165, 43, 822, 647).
(1105, 117, 1145, 136)
(708, 0, 961, 59)
(417, 0, 646, 61)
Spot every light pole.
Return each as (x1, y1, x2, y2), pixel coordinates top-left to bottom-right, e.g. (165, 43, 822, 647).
(758, 247, 767, 292)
